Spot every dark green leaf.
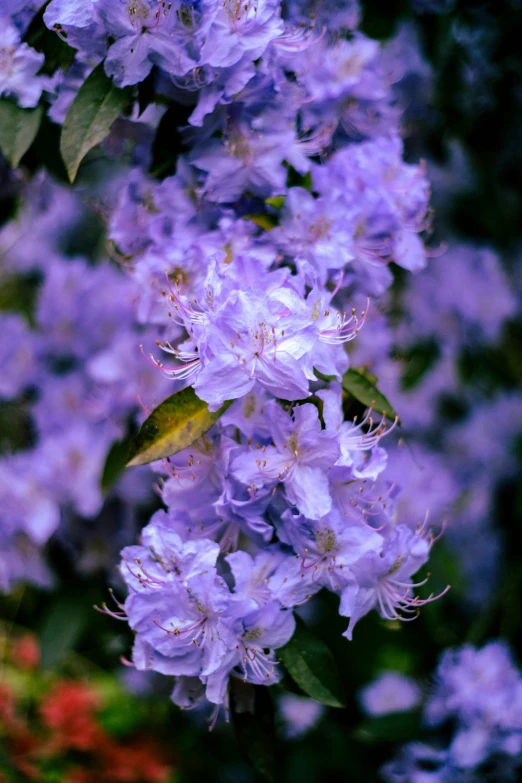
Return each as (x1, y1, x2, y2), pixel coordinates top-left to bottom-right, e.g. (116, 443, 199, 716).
(0, 102, 43, 168)
(278, 621, 346, 708)
(127, 387, 232, 467)
(23, 114, 69, 182)
(150, 101, 192, 179)
(0, 271, 41, 325)
(231, 681, 277, 783)
(352, 711, 422, 744)
(60, 62, 131, 182)
(138, 67, 157, 117)
(399, 339, 441, 391)
(342, 368, 398, 421)
(285, 164, 313, 190)
(0, 397, 36, 455)
(314, 369, 337, 383)
(101, 436, 134, 494)
(39, 593, 90, 670)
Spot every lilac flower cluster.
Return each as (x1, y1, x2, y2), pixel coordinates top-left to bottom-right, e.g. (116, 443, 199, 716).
(18, 0, 443, 714)
(0, 175, 170, 591)
(382, 641, 522, 781)
(0, 0, 449, 719)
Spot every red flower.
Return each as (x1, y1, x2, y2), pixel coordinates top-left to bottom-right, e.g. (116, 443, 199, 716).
(39, 682, 103, 752)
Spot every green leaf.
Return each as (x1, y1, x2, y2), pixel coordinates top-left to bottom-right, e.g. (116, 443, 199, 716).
(352, 711, 422, 744)
(39, 593, 90, 670)
(60, 62, 130, 182)
(101, 435, 134, 494)
(278, 621, 346, 708)
(127, 387, 232, 467)
(231, 681, 277, 783)
(0, 101, 43, 168)
(342, 368, 398, 421)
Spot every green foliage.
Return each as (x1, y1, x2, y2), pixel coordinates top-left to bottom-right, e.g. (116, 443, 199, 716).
(0, 397, 36, 455)
(60, 62, 131, 182)
(39, 592, 91, 670)
(150, 101, 192, 179)
(398, 339, 441, 391)
(231, 681, 278, 783)
(353, 711, 422, 745)
(0, 271, 41, 325)
(0, 101, 43, 168)
(342, 368, 397, 421)
(278, 621, 346, 708)
(127, 387, 232, 467)
(285, 165, 313, 191)
(101, 435, 134, 494)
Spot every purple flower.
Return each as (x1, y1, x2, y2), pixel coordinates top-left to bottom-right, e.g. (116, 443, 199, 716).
(204, 599, 295, 705)
(282, 507, 384, 592)
(425, 642, 522, 730)
(0, 20, 44, 107)
(0, 455, 60, 546)
(359, 671, 421, 717)
(278, 693, 325, 739)
(382, 743, 452, 783)
(99, 0, 196, 87)
(199, 0, 283, 69)
(271, 187, 356, 285)
(190, 120, 289, 202)
(118, 516, 295, 706)
(384, 641, 522, 779)
(121, 513, 221, 590)
(318, 383, 395, 480)
(231, 400, 340, 519)
(340, 524, 444, 639)
(0, 314, 37, 399)
(44, 0, 100, 29)
(193, 288, 316, 410)
(34, 424, 116, 517)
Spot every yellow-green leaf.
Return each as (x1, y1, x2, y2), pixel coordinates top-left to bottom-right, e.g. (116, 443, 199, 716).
(60, 61, 130, 182)
(265, 195, 285, 209)
(244, 213, 277, 231)
(127, 386, 232, 467)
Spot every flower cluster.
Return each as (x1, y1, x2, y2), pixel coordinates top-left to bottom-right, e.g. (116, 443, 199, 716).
(0, 175, 170, 591)
(30, 0, 444, 715)
(382, 641, 522, 781)
(0, 0, 445, 721)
